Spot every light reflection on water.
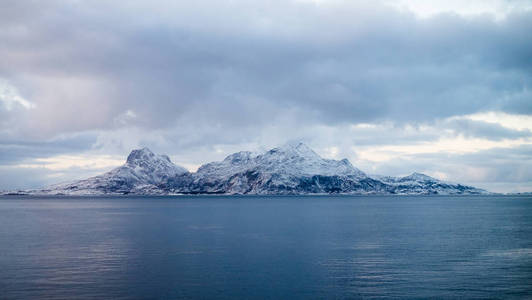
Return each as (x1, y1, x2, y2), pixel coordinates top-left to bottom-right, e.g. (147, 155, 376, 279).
(0, 195, 531, 299)
(483, 248, 532, 258)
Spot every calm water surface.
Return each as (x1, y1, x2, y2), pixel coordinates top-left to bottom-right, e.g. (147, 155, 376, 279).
(0, 195, 531, 299)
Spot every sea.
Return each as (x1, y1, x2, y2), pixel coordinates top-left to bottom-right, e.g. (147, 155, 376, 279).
(0, 195, 530, 299)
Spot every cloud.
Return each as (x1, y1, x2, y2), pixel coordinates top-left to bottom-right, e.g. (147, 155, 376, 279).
(389, 0, 532, 19)
(444, 118, 532, 141)
(0, 79, 34, 110)
(0, 132, 97, 165)
(1, 1, 531, 136)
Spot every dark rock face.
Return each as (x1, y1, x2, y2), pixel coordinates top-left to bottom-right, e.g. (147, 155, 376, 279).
(159, 168, 484, 195)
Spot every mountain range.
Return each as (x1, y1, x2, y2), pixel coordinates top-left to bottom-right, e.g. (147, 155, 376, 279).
(15, 143, 488, 195)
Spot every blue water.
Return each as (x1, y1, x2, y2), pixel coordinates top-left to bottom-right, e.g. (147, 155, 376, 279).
(0, 195, 531, 299)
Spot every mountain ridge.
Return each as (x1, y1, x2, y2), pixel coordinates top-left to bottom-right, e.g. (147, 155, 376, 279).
(11, 144, 488, 195)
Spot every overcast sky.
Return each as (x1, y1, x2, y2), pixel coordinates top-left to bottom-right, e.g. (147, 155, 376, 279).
(1, 0, 531, 192)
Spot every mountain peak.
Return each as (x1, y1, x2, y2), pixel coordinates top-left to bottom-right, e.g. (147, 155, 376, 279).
(404, 172, 436, 181)
(272, 142, 321, 159)
(281, 141, 311, 150)
(126, 147, 156, 165)
(223, 151, 253, 163)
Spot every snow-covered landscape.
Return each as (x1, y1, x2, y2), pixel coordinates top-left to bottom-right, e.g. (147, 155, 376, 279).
(13, 143, 488, 196)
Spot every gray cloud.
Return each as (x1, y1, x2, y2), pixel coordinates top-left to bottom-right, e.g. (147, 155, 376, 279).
(1, 1, 531, 134)
(0, 133, 97, 165)
(444, 119, 532, 140)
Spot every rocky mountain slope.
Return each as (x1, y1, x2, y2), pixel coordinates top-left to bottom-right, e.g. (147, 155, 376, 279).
(374, 172, 487, 195)
(36, 148, 188, 195)
(162, 143, 388, 194)
(18, 143, 488, 195)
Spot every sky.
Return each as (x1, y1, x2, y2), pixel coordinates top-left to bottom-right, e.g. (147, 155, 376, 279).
(1, 0, 531, 192)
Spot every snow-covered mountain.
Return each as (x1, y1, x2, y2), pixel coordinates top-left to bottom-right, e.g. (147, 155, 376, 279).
(18, 144, 488, 195)
(374, 172, 487, 195)
(162, 142, 387, 194)
(161, 143, 485, 195)
(36, 148, 188, 195)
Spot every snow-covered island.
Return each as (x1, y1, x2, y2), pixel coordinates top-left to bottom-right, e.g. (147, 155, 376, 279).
(10, 143, 488, 195)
